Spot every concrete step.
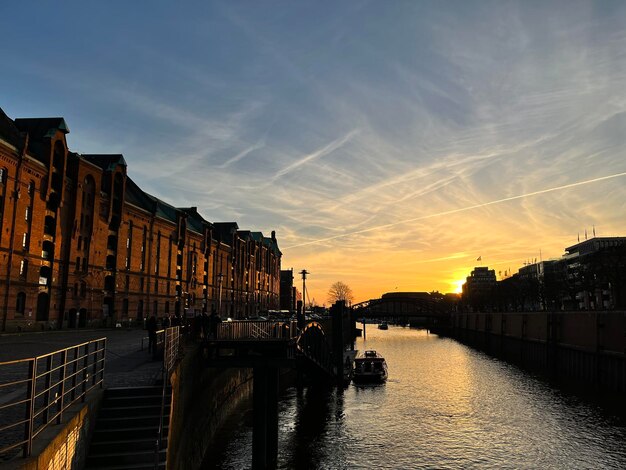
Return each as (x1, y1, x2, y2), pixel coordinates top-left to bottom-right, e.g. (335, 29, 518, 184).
(88, 437, 165, 454)
(86, 449, 166, 468)
(104, 386, 166, 398)
(85, 461, 165, 470)
(95, 415, 164, 430)
(91, 426, 168, 442)
(103, 394, 171, 408)
(100, 404, 169, 418)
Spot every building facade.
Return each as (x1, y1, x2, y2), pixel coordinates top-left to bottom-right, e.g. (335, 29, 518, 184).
(0, 108, 281, 331)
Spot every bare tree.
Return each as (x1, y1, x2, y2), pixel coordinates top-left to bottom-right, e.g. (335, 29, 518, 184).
(327, 281, 354, 305)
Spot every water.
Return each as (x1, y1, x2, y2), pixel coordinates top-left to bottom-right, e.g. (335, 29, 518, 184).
(204, 327, 626, 469)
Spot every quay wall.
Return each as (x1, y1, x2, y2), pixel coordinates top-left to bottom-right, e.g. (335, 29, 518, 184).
(0, 391, 102, 470)
(167, 345, 253, 470)
(448, 311, 626, 392)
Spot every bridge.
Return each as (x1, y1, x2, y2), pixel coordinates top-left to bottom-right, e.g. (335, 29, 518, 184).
(205, 313, 348, 469)
(353, 292, 452, 318)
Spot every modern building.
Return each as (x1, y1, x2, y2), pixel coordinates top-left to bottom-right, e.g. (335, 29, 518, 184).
(0, 108, 281, 331)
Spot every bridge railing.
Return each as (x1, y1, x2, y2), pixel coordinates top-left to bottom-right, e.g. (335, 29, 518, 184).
(296, 321, 334, 376)
(0, 338, 106, 459)
(216, 321, 298, 340)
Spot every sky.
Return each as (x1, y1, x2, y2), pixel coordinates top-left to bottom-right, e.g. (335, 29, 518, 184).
(2, 1, 626, 304)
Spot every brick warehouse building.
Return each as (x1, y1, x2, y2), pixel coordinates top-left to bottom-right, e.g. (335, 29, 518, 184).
(0, 108, 281, 332)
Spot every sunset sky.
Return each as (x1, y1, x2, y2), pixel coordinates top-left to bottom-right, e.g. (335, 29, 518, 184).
(2, 1, 626, 304)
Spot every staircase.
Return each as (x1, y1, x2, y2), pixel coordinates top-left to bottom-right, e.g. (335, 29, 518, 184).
(86, 386, 170, 469)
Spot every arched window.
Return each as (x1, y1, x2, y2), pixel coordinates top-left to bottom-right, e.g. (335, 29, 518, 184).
(16, 292, 26, 315)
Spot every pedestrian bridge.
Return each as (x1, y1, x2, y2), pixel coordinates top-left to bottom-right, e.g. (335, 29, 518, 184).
(353, 292, 451, 319)
(204, 318, 341, 468)
(207, 320, 334, 378)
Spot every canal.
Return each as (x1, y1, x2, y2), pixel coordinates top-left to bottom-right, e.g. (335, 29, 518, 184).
(204, 326, 626, 469)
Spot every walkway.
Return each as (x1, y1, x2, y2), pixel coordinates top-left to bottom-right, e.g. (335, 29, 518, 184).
(0, 328, 163, 387)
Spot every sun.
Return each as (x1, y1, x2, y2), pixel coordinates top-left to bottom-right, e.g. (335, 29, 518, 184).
(451, 279, 465, 294)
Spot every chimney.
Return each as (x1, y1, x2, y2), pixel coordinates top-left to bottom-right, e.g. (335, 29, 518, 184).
(271, 230, 276, 241)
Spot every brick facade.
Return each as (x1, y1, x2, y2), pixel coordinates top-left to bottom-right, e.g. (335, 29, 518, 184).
(0, 108, 281, 331)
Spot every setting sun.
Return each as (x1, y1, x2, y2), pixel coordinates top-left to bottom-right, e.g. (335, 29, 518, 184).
(451, 279, 465, 294)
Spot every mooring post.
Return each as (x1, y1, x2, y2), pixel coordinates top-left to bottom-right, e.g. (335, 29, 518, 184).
(266, 367, 279, 468)
(253, 366, 279, 469)
(253, 367, 268, 469)
(332, 301, 345, 385)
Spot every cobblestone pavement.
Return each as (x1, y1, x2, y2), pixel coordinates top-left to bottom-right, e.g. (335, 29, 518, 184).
(0, 328, 164, 386)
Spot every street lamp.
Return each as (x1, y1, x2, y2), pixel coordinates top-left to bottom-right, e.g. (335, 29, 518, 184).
(217, 273, 224, 316)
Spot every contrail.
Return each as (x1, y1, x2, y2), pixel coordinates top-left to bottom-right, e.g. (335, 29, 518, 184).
(282, 171, 626, 250)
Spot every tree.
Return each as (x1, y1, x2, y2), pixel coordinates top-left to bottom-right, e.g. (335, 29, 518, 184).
(327, 281, 354, 305)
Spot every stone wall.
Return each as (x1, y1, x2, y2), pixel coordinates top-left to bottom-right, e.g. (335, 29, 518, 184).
(1, 390, 102, 470)
(450, 311, 626, 392)
(167, 345, 253, 470)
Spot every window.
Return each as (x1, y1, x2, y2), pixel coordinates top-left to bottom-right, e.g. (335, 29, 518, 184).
(28, 181, 34, 195)
(19, 259, 28, 278)
(16, 292, 26, 315)
(141, 227, 147, 271)
(80, 281, 87, 298)
(82, 258, 88, 273)
(22, 233, 29, 250)
(25, 207, 30, 222)
(0, 168, 6, 184)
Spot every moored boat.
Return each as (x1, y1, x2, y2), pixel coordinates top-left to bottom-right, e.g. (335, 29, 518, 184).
(378, 322, 388, 330)
(353, 350, 388, 383)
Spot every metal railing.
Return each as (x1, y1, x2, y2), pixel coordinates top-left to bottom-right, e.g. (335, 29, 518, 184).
(0, 338, 106, 459)
(163, 327, 180, 375)
(296, 322, 334, 376)
(216, 320, 298, 340)
(156, 326, 181, 469)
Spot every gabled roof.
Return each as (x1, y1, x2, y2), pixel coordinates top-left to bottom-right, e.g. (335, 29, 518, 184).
(0, 107, 23, 148)
(82, 154, 127, 171)
(213, 222, 239, 244)
(237, 230, 252, 241)
(14, 117, 69, 139)
(263, 236, 281, 256)
(179, 207, 210, 235)
(250, 232, 265, 243)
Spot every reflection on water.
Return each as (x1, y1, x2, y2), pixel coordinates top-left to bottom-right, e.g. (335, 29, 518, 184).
(204, 327, 626, 469)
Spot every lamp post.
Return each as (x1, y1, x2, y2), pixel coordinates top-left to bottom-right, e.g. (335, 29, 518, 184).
(217, 273, 224, 316)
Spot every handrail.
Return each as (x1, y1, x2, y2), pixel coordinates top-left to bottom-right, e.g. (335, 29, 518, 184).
(296, 322, 334, 377)
(216, 320, 298, 340)
(155, 326, 180, 469)
(0, 338, 106, 459)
